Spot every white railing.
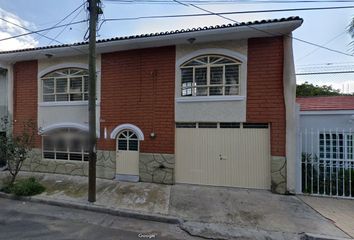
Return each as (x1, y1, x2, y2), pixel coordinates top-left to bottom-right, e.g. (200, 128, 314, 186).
(300, 128, 354, 199)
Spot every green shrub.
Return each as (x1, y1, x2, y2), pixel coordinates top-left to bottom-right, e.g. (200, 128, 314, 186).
(8, 177, 45, 196)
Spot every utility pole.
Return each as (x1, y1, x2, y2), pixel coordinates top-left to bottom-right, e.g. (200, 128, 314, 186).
(88, 0, 99, 203)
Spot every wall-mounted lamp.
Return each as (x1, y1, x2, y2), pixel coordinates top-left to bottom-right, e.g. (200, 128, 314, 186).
(187, 38, 196, 44)
(150, 132, 156, 139)
(45, 53, 53, 59)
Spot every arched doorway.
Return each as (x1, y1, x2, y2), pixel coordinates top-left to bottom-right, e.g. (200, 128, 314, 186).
(110, 124, 144, 182)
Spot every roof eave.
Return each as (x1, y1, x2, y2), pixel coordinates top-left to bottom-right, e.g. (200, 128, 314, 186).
(0, 19, 303, 63)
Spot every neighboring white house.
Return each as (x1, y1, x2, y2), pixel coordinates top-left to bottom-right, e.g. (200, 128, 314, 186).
(296, 96, 354, 199)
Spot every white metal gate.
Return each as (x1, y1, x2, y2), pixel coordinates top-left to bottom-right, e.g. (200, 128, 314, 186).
(300, 128, 354, 198)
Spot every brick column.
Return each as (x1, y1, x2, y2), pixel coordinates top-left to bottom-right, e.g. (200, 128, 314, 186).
(247, 37, 287, 194)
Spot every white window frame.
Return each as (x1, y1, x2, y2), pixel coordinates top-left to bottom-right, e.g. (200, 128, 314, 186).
(42, 128, 89, 162)
(117, 130, 139, 152)
(319, 132, 354, 161)
(41, 68, 89, 102)
(180, 55, 241, 97)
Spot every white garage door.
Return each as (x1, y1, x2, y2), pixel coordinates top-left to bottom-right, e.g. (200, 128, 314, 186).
(175, 123, 271, 189)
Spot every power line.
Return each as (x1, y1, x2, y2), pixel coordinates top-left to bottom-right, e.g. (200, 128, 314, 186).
(296, 30, 348, 61)
(296, 71, 354, 75)
(45, 6, 85, 46)
(101, 5, 354, 23)
(104, 0, 354, 4)
(297, 61, 354, 66)
(3, 5, 353, 44)
(34, 2, 86, 43)
(0, 3, 88, 55)
(172, 1, 354, 57)
(0, 20, 87, 43)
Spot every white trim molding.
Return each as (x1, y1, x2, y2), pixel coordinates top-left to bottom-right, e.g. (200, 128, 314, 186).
(39, 122, 100, 137)
(39, 101, 100, 107)
(38, 63, 89, 77)
(176, 48, 247, 66)
(110, 124, 145, 140)
(300, 110, 354, 115)
(176, 95, 245, 103)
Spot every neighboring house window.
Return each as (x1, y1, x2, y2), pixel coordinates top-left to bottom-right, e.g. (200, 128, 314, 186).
(117, 130, 139, 151)
(319, 133, 354, 160)
(42, 128, 88, 161)
(41, 68, 89, 102)
(180, 55, 241, 97)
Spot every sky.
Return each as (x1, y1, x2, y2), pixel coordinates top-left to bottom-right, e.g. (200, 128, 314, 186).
(0, 0, 353, 91)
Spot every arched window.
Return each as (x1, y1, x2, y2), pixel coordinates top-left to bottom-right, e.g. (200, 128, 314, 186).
(117, 130, 139, 151)
(41, 68, 89, 102)
(42, 128, 88, 161)
(180, 55, 241, 97)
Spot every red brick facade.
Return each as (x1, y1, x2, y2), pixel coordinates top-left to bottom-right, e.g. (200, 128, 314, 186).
(246, 36, 286, 157)
(13, 60, 41, 148)
(98, 46, 176, 154)
(11, 41, 286, 157)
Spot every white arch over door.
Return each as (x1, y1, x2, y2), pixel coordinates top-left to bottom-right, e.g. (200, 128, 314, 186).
(110, 123, 144, 140)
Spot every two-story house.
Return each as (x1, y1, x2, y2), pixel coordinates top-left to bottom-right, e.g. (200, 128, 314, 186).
(0, 17, 302, 194)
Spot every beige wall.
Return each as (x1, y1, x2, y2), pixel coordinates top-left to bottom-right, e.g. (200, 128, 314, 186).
(283, 35, 297, 193)
(37, 55, 101, 132)
(175, 40, 248, 122)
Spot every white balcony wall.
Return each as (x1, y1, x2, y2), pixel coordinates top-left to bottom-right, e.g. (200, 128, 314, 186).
(37, 55, 101, 132)
(175, 40, 248, 122)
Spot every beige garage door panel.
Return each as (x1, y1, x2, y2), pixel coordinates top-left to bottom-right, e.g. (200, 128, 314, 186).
(175, 128, 270, 189)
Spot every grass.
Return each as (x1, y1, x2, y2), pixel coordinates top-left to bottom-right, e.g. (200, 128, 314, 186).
(1, 177, 45, 196)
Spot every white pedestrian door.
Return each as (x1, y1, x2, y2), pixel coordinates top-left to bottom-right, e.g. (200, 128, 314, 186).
(116, 130, 139, 177)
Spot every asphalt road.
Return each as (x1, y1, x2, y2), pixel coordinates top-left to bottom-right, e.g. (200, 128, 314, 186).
(0, 198, 199, 240)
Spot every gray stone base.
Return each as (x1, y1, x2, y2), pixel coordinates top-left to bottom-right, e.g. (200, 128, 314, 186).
(21, 149, 116, 180)
(139, 153, 175, 185)
(271, 156, 287, 194)
(116, 174, 139, 182)
(21, 149, 175, 184)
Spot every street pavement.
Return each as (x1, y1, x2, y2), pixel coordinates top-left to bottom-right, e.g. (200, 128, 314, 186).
(0, 198, 200, 240)
(0, 172, 352, 239)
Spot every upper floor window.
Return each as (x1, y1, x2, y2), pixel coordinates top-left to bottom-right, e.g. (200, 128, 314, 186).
(180, 55, 241, 97)
(41, 68, 89, 102)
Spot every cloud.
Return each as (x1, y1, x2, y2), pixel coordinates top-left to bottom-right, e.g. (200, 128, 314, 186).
(0, 8, 38, 51)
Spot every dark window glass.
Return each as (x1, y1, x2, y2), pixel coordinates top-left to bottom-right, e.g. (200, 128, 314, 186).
(129, 140, 138, 151)
(176, 123, 197, 128)
(198, 123, 217, 128)
(220, 122, 240, 128)
(243, 123, 269, 129)
(118, 139, 127, 150)
(210, 66, 223, 85)
(195, 68, 207, 86)
(225, 65, 239, 85)
(43, 152, 55, 159)
(69, 153, 83, 161)
(56, 152, 68, 160)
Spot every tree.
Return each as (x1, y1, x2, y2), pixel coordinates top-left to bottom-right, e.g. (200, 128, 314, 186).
(296, 82, 343, 97)
(0, 118, 35, 185)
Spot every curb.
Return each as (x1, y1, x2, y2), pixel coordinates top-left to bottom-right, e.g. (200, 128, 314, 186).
(0, 192, 182, 225)
(302, 233, 353, 240)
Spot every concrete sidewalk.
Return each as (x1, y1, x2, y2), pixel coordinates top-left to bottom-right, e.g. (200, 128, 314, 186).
(299, 196, 354, 238)
(0, 171, 351, 239)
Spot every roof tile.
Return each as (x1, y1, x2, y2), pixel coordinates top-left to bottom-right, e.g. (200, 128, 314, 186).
(296, 96, 354, 111)
(0, 16, 302, 54)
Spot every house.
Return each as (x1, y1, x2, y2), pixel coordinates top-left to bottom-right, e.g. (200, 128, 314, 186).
(296, 96, 354, 198)
(0, 16, 303, 194)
